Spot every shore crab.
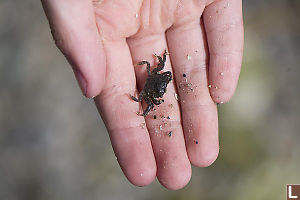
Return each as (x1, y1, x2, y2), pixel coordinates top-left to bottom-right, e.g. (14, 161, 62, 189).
(130, 50, 172, 116)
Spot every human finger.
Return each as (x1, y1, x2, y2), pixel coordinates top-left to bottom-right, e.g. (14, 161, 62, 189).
(94, 40, 156, 186)
(203, 0, 244, 103)
(166, 12, 219, 166)
(127, 35, 191, 190)
(41, 0, 106, 97)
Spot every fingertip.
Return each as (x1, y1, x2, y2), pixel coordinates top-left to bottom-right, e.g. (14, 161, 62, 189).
(113, 135, 157, 187)
(209, 82, 237, 104)
(161, 167, 191, 190)
(110, 129, 157, 188)
(125, 165, 157, 187)
(62, 34, 106, 98)
(84, 67, 106, 98)
(208, 58, 241, 104)
(69, 52, 106, 98)
(158, 161, 192, 190)
(117, 145, 157, 187)
(190, 145, 219, 167)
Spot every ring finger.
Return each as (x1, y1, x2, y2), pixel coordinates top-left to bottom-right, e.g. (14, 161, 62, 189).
(166, 18, 219, 167)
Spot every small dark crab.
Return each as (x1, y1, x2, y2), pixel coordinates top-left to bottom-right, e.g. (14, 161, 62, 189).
(131, 50, 172, 116)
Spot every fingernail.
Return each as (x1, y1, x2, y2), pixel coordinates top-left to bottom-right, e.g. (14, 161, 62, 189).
(73, 68, 87, 96)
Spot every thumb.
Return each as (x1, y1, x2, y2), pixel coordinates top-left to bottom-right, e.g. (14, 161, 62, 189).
(41, 0, 106, 98)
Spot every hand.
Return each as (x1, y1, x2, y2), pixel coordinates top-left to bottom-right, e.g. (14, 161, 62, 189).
(42, 0, 243, 190)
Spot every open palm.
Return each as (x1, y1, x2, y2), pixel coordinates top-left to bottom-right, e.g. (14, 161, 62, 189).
(42, 0, 243, 190)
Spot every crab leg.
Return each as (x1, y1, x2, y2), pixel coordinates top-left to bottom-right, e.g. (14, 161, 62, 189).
(152, 50, 168, 73)
(137, 61, 151, 75)
(151, 98, 164, 105)
(130, 91, 144, 102)
(138, 96, 153, 116)
(140, 103, 153, 116)
(162, 71, 172, 78)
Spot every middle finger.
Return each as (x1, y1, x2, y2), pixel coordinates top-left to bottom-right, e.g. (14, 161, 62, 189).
(127, 34, 191, 190)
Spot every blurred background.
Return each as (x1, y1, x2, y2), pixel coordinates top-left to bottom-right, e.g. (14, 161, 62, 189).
(0, 0, 299, 199)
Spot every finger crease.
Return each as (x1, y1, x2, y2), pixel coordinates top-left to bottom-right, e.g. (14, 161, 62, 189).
(205, 19, 243, 34)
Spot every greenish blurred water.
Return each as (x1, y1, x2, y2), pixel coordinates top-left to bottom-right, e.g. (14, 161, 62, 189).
(0, 0, 299, 200)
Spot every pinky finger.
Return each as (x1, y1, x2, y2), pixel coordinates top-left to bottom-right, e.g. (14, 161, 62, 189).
(203, 0, 244, 103)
